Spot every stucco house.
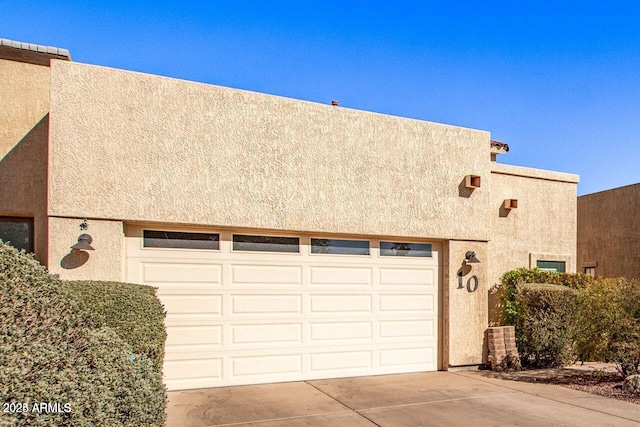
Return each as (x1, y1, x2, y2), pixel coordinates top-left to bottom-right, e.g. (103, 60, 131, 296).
(578, 183, 640, 279)
(0, 39, 579, 391)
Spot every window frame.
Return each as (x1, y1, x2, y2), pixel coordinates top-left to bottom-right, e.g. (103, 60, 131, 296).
(142, 229, 221, 251)
(0, 216, 34, 253)
(232, 234, 301, 254)
(379, 241, 433, 258)
(309, 237, 371, 256)
(536, 260, 566, 273)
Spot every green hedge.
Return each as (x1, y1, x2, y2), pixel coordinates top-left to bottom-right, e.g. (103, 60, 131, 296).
(575, 278, 640, 376)
(501, 268, 640, 374)
(514, 283, 578, 368)
(0, 242, 166, 426)
(62, 280, 166, 373)
(501, 268, 593, 325)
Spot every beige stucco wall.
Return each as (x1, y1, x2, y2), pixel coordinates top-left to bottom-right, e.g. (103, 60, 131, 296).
(47, 217, 124, 281)
(48, 60, 491, 241)
(0, 59, 50, 159)
(578, 183, 640, 279)
(0, 58, 51, 263)
(445, 240, 488, 366)
(488, 163, 578, 325)
(36, 58, 580, 368)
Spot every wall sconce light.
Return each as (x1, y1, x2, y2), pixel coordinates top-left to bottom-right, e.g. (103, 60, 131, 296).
(465, 251, 480, 264)
(71, 234, 94, 251)
(71, 219, 94, 251)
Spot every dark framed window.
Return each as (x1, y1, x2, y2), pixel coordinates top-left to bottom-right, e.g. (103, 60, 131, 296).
(584, 267, 596, 277)
(0, 217, 34, 253)
(232, 235, 300, 253)
(380, 242, 432, 257)
(143, 230, 220, 250)
(537, 260, 566, 273)
(311, 238, 370, 255)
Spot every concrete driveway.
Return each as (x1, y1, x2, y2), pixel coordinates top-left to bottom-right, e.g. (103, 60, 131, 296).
(167, 371, 640, 426)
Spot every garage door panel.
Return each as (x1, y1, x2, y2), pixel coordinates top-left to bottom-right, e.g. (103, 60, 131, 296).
(231, 354, 303, 377)
(379, 347, 435, 368)
(159, 294, 222, 316)
(231, 323, 303, 345)
(126, 226, 440, 390)
(309, 321, 373, 342)
(166, 377, 223, 391)
(155, 287, 220, 295)
(231, 264, 302, 287)
(164, 316, 222, 328)
(166, 325, 223, 347)
(379, 294, 435, 313)
(142, 262, 222, 285)
(310, 351, 372, 372)
(309, 266, 372, 286)
(309, 294, 372, 314)
(379, 268, 435, 287)
(164, 359, 223, 382)
(231, 294, 302, 315)
(379, 320, 436, 339)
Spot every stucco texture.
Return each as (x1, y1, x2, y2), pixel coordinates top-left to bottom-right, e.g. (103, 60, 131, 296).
(0, 59, 50, 263)
(578, 183, 640, 279)
(0, 59, 50, 159)
(48, 61, 491, 241)
(445, 240, 488, 366)
(488, 164, 578, 325)
(48, 217, 124, 281)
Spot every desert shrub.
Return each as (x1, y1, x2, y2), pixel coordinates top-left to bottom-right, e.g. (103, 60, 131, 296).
(501, 268, 640, 373)
(62, 280, 166, 373)
(0, 242, 166, 426)
(501, 268, 593, 325)
(514, 283, 579, 368)
(575, 278, 640, 376)
(71, 327, 166, 426)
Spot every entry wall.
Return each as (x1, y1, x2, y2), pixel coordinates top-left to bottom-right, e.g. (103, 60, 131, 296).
(48, 60, 491, 242)
(445, 240, 488, 366)
(578, 183, 640, 279)
(488, 163, 578, 325)
(0, 58, 50, 264)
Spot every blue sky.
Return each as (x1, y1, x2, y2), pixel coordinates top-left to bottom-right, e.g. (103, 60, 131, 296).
(3, 1, 639, 195)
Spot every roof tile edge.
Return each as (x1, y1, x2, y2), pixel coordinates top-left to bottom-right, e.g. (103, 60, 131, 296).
(0, 38, 71, 61)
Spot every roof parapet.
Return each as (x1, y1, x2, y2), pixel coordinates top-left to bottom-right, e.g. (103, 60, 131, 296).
(0, 38, 71, 66)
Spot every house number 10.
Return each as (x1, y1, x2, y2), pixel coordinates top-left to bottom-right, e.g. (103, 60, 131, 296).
(457, 274, 479, 293)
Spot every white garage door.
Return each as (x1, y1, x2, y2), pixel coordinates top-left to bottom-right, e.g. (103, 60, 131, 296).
(125, 226, 440, 391)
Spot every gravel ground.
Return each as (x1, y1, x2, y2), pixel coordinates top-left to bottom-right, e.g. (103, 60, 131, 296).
(550, 372, 640, 405)
(479, 363, 640, 404)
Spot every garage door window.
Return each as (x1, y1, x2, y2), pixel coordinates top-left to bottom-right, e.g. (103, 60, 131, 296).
(311, 238, 370, 255)
(380, 242, 432, 257)
(143, 230, 220, 250)
(233, 235, 300, 253)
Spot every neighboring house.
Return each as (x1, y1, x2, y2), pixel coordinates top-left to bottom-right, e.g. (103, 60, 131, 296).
(578, 183, 640, 279)
(0, 39, 578, 391)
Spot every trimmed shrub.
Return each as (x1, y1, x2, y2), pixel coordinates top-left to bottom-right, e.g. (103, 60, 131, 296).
(501, 268, 640, 374)
(575, 278, 640, 376)
(62, 280, 166, 373)
(0, 243, 166, 426)
(501, 268, 593, 325)
(513, 283, 578, 368)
